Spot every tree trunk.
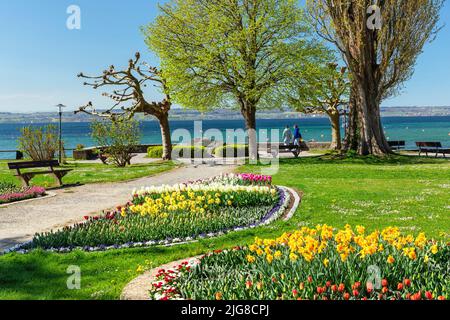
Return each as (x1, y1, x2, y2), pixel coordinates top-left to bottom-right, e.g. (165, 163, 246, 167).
(241, 101, 258, 161)
(343, 78, 391, 155)
(328, 112, 342, 150)
(157, 112, 172, 160)
(343, 82, 360, 151)
(353, 79, 391, 155)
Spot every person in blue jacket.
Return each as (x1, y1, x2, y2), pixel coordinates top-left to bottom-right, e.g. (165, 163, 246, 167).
(293, 124, 302, 146)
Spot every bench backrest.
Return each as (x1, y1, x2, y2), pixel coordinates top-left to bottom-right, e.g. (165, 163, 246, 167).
(279, 144, 298, 149)
(388, 141, 405, 147)
(8, 160, 60, 170)
(416, 142, 442, 148)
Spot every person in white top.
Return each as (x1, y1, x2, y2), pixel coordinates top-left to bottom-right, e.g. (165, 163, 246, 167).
(282, 125, 293, 145)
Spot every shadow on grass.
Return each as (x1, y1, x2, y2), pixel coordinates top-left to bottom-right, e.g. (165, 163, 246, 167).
(0, 251, 71, 300)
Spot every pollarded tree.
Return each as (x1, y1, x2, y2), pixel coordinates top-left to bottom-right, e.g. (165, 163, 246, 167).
(76, 52, 173, 160)
(287, 62, 350, 150)
(144, 0, 318, 160)
(308, 0, 445, 155)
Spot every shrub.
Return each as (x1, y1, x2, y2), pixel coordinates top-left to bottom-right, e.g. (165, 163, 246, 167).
(147, 146, 164, 159)
(147, 145, 210, 159)
(213, 144, 249, 158)
(18, 125, 59, 161)
(91, 119, 140, 167)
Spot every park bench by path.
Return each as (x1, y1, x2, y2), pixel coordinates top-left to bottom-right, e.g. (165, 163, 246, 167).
(8, 160, 73, 187)
(415, 142, 450, 158)
(388, 140, 406, 151)
(266, 142, 309, 158)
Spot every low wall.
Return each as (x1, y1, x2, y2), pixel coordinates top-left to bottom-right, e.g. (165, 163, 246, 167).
(306, 142, 332, 150)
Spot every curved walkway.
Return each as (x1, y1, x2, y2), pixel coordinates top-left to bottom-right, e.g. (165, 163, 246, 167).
(0, 163, 235, 253)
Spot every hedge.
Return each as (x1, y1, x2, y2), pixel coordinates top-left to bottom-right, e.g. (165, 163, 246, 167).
(147, 145, 211, 159)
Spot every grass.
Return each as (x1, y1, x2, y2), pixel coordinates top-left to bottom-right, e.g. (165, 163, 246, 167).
(0, 155, 449, 300)
(0, 160, 178, 189)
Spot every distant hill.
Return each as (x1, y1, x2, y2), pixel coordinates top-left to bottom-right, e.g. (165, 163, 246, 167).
(0, 106, 449, 123)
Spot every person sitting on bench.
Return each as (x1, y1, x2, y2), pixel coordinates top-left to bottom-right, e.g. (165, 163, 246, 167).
(282, 125, 293, 146)
(293, 124, 303, 146)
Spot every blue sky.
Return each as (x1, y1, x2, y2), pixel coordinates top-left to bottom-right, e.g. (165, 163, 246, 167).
(0, 0, 449, 113)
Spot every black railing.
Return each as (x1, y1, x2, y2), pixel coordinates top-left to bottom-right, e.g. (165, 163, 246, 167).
(0, 150, 23, 160)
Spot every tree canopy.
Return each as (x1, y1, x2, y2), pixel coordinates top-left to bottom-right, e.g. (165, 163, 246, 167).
(144, 0, 325, 158)
(307, 0, 445, 154)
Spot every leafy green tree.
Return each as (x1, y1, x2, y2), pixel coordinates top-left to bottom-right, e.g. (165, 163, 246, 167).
(91, 119, 140, 167)
(144, 0, 320, 159)
(287, 62, 350, 150)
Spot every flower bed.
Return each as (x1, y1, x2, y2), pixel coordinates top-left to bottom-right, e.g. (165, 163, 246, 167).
(20, 174, 290, 253)
(0, 185, 46, 205)
(149, 225, 449, 300)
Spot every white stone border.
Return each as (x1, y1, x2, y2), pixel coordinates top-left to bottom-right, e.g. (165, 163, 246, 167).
(282, 186, 301, 221)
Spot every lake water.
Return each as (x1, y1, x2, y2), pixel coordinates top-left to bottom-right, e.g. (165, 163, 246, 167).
(0, 116, 449, 159)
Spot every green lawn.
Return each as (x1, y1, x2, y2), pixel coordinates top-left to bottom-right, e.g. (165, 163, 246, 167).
(0, 160, 178, 188)
(0, 155, 448, 300)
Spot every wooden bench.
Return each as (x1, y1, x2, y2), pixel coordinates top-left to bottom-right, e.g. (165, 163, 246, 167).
(8, 160, 72, 187)
(388, 140, 406, 151)
(416, 142, 450, 158)
(279, 144, 302, 158)
(267, 142, 309, 158)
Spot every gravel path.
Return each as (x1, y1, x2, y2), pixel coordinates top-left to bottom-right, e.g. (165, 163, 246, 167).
(0, 163, 235, 252)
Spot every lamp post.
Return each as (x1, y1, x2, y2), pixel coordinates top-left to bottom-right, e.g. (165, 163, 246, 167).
(55, 104, 67, 163)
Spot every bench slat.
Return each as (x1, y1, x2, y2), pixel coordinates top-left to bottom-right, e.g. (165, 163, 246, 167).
(416, 142, 442, 148)
(8, 160, 60, 170)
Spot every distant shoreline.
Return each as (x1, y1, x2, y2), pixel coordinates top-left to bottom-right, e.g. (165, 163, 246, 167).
(1, 107, 450, 124)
